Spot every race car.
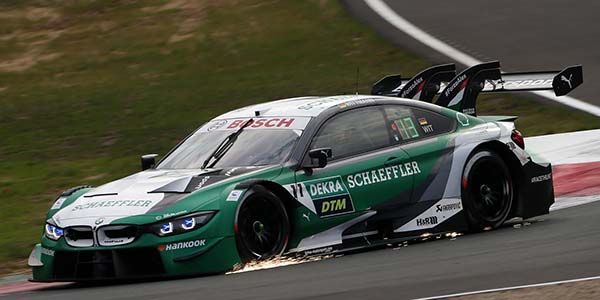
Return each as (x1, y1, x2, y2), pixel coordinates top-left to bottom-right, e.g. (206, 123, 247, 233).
(28, 61, 583, 281)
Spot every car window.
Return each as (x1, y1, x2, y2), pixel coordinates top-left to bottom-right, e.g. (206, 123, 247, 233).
(157, 129, 301, 169)
(384, 105, 454, 143)
(310, 107, 391, 160)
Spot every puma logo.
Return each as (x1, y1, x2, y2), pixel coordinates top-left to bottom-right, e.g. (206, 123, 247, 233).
(561, 74, 573, 89)
(302, 213, 310, 222)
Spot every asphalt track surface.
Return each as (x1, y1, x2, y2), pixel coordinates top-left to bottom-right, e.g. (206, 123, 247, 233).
(343, 0, 600, 106)
(3, 201, 600, 300)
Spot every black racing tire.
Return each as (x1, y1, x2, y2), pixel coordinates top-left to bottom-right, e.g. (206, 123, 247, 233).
(461, 149, 514, 231)
(234, 185, 290, 263)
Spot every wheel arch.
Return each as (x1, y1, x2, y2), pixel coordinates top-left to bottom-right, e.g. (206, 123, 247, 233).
(469, 140, 524, 218)
(234, 179, 298, 238)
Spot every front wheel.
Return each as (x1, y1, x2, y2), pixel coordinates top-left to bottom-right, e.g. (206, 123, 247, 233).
(235, 186, 290, 262)
(462, 150, 513, 231)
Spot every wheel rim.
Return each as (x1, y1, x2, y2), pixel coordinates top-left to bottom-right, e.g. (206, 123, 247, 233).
(468, 158, 512, 223)
(238, 197, 286, 259)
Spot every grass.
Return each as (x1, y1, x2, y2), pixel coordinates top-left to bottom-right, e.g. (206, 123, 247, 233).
(0, 0, 598, 275)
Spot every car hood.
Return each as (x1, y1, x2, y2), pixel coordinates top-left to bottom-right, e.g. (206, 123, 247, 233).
(51, 166, 270, 227)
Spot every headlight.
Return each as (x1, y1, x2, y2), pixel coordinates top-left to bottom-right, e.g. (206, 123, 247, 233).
(45, 223, 65, 240)
(151, 212, 215, 237)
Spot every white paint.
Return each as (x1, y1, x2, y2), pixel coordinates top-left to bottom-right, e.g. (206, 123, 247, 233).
(198, 117, 313, 133)
(50, 197, 66, 210)
(525, 129, 600, 165)
(551, 195, 600, 211)
(364, 0, 600, 116)
(411, 274, 600, 300)
(394, 198, 462, 232)
(290, 211, 376, 252)
(213, 95, 371, 119)
(284, 182, 317, 214)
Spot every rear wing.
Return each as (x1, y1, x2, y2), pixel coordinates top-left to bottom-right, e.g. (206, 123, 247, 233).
(373, 61, 583, 116)
(371, 64, 456, 102)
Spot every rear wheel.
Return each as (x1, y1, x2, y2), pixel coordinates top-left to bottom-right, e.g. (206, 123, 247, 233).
(235, 186, 290, 262)
(462, 150, 513, 231)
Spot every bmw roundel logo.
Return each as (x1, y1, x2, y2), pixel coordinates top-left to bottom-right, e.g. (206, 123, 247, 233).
(207, 120, 227, 131)
(95, 217, 105, 225)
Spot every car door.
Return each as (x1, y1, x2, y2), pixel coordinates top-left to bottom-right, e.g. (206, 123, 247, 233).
(293, 106, 414, 220)
(382, 105, 456, 204)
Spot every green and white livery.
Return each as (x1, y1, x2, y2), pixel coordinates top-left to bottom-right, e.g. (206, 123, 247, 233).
(29, 61, 582, 281)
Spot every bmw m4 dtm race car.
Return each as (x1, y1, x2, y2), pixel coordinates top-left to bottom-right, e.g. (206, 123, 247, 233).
(29, 61, 583, 281)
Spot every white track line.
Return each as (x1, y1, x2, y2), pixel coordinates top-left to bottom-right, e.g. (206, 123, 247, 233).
(552, 195, 600, 211)
(364, 0, 600, 117)
(412, 275, 600, 300)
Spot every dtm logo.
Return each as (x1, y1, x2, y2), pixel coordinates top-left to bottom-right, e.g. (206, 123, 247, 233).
(314, 196, 352, 217)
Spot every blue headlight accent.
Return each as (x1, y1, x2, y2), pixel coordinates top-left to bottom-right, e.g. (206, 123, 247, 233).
(45, 223, 65, 240)
(160, 222, 173, 234)
(181, 218, 195, 230)
(151, 211, 216, 237)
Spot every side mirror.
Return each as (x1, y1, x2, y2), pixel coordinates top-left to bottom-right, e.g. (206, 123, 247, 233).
(306, 148, 332, 169)
(141, 154, 158, 170)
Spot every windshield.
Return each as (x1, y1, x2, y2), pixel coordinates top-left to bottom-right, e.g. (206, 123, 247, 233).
(157, 117, 309, 169)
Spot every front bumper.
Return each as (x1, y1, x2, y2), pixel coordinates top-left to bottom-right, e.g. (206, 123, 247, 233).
(30, 235, 241, 282)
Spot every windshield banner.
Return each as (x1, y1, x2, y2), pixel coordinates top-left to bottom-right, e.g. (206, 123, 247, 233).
(199, 117, 312, 132)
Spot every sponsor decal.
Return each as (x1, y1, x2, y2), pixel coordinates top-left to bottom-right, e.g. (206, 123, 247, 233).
(51, 197, 67, 210)
(314, 195, 352, 217)
(158, 239, 206, 252)
(200, 117, 311, 132)
(227, 118, 296, 129)
(503, 79, 552, 89)
(339, 98, 376, 109)
(561, 74, 573, 89)
(399, 77, 424, 97)
(298, 98, 345, 110)
(102, 239, 126, 245)
(422, 125, 434, 133)
(347, 161, 421, 189)
(418, 118, 428, 126)
(304, 246, 333, 255)
(41, 247, 55, 257)
(462, 107, 475, 115)
(531, 173, 552, 183)
(206, 120, 227, 131)
(436, 201, 462, 212)
(155, 210, 188, 221)
(302, 213, 310, 222)
(287, 176, 355, 218)
(395, 198, 462, 233)
(226, 189, 244, 202)
(72, 199, 155, 211)
(224, 167, 240, 177)
(444, 74, 467, 97)
(456, 112, 469, 126)
(416, 216, 438, 227)
(194, 176, 211, 190)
